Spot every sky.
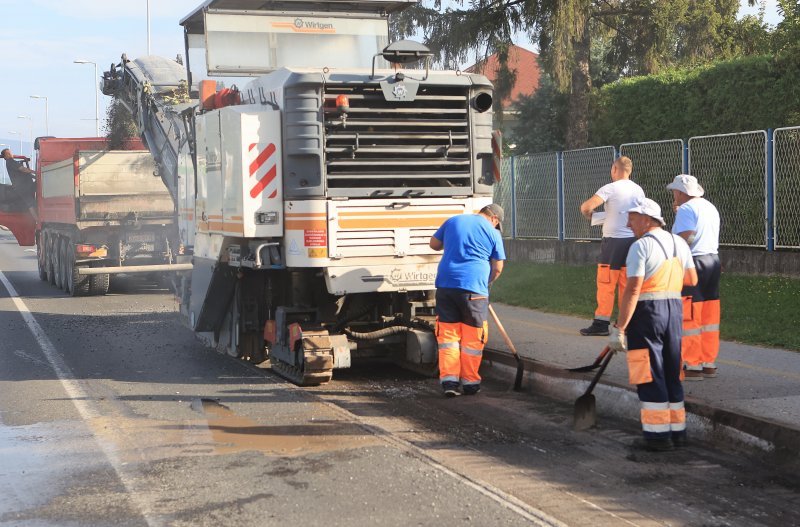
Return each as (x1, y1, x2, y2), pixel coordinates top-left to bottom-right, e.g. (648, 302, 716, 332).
(0, 0, 785, 169)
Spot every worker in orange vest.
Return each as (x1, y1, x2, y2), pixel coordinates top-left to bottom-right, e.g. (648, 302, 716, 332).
(609, 198, 698, 451)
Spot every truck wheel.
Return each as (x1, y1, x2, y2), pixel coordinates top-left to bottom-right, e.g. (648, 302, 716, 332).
(47, 235, 57, 286)
(54, 238, 65, 290)
(61, 241, 72, 293)
(89, 273, 110, 296)
(70, 264, 91, 297)
(37, 233, 47, 281)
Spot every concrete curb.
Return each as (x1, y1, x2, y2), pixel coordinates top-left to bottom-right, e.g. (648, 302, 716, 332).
(482, 354, 800, 467)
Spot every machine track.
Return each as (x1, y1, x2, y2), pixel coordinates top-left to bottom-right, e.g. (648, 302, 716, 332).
(269, 329, 335, 386)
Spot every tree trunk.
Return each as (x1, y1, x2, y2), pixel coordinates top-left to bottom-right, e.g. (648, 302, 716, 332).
(565, 22, 591, 149)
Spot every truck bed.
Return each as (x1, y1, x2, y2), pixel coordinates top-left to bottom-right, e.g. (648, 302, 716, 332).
(40, 149, 173, 225)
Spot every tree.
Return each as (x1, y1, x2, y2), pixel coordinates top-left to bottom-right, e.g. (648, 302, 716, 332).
(510, 74, 568, 154)
(393, 0, 759, 149)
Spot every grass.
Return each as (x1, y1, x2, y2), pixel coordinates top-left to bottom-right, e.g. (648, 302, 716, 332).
(491, 261, 800, 351)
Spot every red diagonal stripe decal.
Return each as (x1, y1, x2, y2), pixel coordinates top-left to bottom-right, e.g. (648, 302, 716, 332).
(249, 143, 276, 176)
(250, 164, 277, 198)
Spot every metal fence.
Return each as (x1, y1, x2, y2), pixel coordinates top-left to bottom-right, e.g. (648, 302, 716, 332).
(562, 146, 615, 240)
(773, 127, 800, 249)
(620, 139, 685, 229)
(688, 131, 767, 247)
(496, 128, 800, 250)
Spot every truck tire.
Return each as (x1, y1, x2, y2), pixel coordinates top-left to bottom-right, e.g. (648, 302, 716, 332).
(89, 273, 110, 296)
(47, 235, 57, 286)
(65, 245, 91, 297)
(54, 237, 65, 290)
(61, 241, 71, 293)
(37, 233, 47, 281)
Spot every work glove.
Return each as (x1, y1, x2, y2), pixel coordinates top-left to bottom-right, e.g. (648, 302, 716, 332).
(608, 325, 627, 352)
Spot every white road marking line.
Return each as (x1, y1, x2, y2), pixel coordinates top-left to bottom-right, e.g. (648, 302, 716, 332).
(0, 270, 161, 527)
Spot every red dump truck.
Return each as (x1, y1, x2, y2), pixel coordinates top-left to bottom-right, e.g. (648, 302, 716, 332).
(32, 137, 183, 296)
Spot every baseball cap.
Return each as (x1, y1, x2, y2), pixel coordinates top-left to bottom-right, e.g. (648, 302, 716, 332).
(666, 174, 704, 197)
(484, 203, 504, 232)
(622, 197, 666, 226)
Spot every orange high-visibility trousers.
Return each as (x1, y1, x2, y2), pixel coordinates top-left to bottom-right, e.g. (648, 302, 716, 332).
(595, 265, 627, 321)
(681, 254, 721, 368)
(437, 320, 488, 386)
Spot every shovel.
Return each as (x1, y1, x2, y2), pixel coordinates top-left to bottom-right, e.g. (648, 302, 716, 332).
(573, 347, 616, 431)
(487, 304, 524, 391)
(567, 345, 611, 373)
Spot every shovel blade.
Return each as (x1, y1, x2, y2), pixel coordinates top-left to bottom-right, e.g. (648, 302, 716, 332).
(573, 393, 597, 431)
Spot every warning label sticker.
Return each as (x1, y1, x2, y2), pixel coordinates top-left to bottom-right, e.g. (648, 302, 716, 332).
(304, 229, 327, 247)
(308, 248, 328, 258)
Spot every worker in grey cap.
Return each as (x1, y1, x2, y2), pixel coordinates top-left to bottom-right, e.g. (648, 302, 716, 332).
(667, 174, 721, 381)
(429, 204, 506, 397)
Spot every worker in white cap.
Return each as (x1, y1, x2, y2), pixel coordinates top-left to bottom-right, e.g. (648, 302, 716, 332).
(609, 197, 697, 451)
(666, 175, 721, 381)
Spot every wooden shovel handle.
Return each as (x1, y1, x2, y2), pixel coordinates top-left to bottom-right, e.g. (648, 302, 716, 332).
(488, 304, 518, 356)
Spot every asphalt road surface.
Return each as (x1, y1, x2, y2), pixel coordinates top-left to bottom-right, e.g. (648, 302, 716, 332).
(1, 231, 798, 527)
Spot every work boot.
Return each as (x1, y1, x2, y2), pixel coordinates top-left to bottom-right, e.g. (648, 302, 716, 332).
(462, 385, 481, 396)
(684, 366, 703, 382)
(702, 366, 718, 378)
(442, 381, 461, 398)
(580, 320, 610, 336)
(632, 437, 674, 452)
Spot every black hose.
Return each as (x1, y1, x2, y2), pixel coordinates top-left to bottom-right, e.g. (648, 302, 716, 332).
(344, 326, 409, 340)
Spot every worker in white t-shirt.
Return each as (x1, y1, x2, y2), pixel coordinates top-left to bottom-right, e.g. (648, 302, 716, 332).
(667, 174, 721, 381)
(579, 156, 645, 336)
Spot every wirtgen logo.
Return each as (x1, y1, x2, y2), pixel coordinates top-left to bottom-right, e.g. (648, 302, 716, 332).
(293, 18, 335, 31)
(389, 268, 436, 285)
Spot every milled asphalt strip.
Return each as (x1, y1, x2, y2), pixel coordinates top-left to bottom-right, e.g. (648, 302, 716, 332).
(0, 270, 161, 527)
(239, 366, 568, 526)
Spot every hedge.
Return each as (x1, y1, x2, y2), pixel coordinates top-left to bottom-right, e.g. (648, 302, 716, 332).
(590, 52, 800, 145)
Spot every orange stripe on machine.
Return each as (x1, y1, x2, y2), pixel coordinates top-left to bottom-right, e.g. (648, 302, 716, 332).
(339, 217, 449, 229)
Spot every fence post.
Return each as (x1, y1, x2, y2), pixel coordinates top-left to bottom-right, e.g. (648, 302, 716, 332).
(557, 151, 564, 241)
(767, 129, 774, 251)
(683, 141, 689, 174)
(510, 155, 517, 239)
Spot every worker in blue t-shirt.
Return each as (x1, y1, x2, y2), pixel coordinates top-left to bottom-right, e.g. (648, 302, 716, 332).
(429, 204, 506, 397)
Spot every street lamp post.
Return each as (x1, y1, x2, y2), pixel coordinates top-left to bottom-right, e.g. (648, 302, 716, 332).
(74, 60, 100, 136)
(30, 95, 49, 136)
(16, 116, 33, 156)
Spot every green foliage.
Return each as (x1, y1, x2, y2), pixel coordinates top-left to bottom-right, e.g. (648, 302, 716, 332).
(590, 51, 800, 145)
(491, 261, 800, 350)
(509, 74, 568, 154)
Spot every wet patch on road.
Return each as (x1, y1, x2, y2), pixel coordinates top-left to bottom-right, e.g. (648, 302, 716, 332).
(189, 398, 381, 456)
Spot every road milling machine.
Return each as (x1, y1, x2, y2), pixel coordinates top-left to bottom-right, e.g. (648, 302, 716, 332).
(101, 0, 500, 385)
